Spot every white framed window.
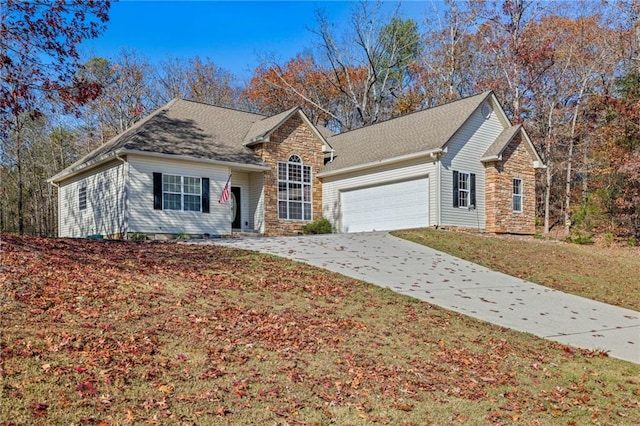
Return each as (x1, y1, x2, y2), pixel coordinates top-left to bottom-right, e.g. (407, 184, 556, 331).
(79, 186, 87, 211)
(513, 178, 523, 212)
(162, 174, 201, 212)
(277, 154, 312, 220)
(453, 171, 476, 209)
(458, 172, 470, 208)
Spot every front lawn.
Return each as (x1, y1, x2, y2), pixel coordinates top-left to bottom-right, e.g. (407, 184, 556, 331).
(393, 228, 640, 312)
(1, 234, 638, 424)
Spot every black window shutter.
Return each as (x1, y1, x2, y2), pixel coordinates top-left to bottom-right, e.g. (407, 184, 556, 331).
(153, 172, 163, 210)
(201, 178, 210, 213)
(470, 173, 476, 208)
(453, 171, 459, 207)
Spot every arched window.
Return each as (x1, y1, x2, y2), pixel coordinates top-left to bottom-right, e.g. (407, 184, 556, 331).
(277, 154, 312, 220)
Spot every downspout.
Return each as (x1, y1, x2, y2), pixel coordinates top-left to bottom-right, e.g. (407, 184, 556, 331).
(436, 155, 442, 228)
(115, 152, 129, 239)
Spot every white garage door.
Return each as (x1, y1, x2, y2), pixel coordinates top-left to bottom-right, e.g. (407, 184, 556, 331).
(340, 177, 429, 233)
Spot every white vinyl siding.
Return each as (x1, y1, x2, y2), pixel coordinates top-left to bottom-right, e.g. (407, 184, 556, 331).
(127, 155, 229, 236)
(248, 172, 264, 233)
(58, 160, 126, 238)
(322, 158, 435, 233)
(440, 101, 504, 229)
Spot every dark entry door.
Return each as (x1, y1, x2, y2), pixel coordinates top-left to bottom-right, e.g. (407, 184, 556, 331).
(231, 187, 242, 229)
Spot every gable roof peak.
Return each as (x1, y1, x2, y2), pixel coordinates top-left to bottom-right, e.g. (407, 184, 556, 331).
(322, 91, 497, 173)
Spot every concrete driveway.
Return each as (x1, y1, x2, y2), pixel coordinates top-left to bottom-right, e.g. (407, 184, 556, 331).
(208, 232, 639, 364)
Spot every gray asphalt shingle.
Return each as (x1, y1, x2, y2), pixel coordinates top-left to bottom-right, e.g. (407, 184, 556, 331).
(323, 92, 491, 172)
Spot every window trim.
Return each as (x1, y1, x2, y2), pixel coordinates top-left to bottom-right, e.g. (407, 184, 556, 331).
(453, 170, 476, 209)
(277, 154, 313, 221)
(163, 174, 201, 212)
(79, 185, 87, 211)
(512, 178, 523, 212)
(153, 173, 209, 213)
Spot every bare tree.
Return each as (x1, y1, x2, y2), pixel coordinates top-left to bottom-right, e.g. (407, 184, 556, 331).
(156, 56, 239, 107)
(79, 50, 156, 146)
(312, 1, 422, 129)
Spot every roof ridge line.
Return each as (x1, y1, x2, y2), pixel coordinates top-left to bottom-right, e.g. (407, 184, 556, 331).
(177, 97, 267, 118)
(329, 91, 492, 138)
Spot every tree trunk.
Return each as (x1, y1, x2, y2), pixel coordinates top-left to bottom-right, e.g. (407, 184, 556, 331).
(564, 79, 589, 237)
(16, 129, 24, 235)
(543, 104, 555, 234)
(544, 162, 552, 234)
(564, 137, 574, 237)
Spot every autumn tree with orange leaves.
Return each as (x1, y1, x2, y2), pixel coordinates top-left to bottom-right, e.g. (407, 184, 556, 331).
(242, 55, 341, 127)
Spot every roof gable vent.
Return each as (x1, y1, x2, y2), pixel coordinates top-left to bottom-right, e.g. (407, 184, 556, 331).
(481, 102, 492, 119)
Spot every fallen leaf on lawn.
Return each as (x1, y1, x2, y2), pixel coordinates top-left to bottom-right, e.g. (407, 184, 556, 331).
(31, 402, 48, 417)
(215, 406, 230, 416)
(394, 402, 413, 412)
(157, 384, 174, 394)
(75, 380, 97, 396)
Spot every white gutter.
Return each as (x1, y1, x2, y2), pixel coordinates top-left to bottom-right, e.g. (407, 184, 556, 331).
(481, 155, 546, 169)
(118, 149, 271, 171)
(47, 153, 117, 184)
(48, 149, 271, 184)
(436, 156, 441, 227)
(317, 148, 443, 178)
(244, 135, 269, 146)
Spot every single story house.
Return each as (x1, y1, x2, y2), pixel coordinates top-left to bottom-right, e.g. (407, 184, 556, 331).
(48, 91, 544, 238)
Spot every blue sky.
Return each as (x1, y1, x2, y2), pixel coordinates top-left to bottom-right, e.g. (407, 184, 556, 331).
(81, 1, 432, 83)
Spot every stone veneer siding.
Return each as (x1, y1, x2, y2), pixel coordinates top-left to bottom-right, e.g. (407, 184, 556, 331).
(484, 134, 536, 234)
(252, 115, 325, 236)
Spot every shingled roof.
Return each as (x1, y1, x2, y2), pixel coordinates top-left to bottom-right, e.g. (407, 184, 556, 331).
(482, 124, 522, 162)
(243, 107, 300, 145)
(321, 92, 493, 174)
(50, 99, 299, 182)
(481, 123, 544, 166)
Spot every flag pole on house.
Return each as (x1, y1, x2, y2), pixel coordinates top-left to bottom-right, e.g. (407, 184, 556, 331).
(218, 173, 232, 203)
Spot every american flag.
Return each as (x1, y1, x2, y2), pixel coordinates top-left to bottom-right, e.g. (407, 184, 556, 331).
(218, 174, 231, 203)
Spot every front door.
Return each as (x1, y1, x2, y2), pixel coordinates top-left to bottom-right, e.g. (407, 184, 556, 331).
(231, 186, 242, 230)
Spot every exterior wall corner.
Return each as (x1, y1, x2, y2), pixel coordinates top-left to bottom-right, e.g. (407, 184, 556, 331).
(484, 135, 536, 234)
(255, 114, 325, 236)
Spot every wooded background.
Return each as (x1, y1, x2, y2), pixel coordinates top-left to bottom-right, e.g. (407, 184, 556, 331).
(2, 0, 640, 243)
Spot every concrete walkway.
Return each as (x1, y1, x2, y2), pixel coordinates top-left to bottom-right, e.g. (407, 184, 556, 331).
(207, 232, 639, 364)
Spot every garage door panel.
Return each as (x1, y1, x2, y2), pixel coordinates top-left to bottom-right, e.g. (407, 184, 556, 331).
(341, 177, 429, 233)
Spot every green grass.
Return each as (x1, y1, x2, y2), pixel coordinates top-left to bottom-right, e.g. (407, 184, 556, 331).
(393, 228, 640, 312)
(1, 234, 638, 425)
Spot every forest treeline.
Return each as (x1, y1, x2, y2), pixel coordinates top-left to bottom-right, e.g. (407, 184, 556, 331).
(2, 0, 640, 243)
